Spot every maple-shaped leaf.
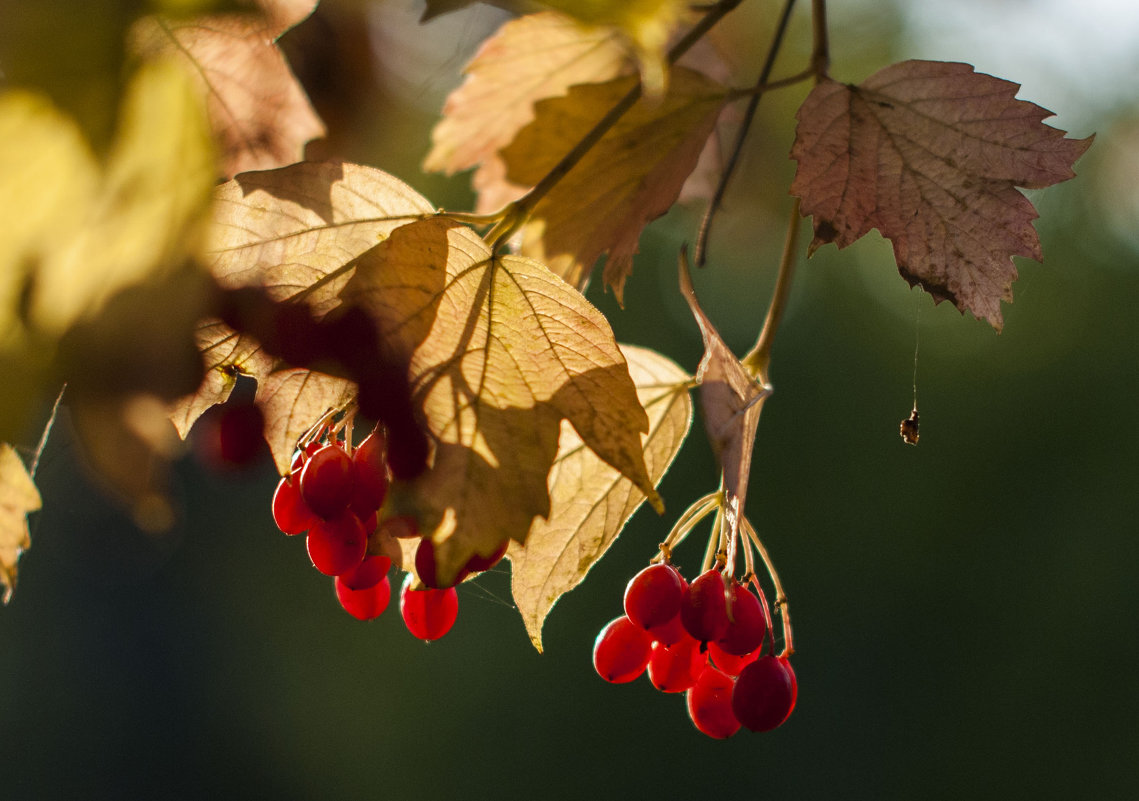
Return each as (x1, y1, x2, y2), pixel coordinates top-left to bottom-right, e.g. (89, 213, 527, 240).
(500, 68, 726, 297)
(790, 60, 1093, 330)
(679, 255, 769, 547)
(423, 11, 631, 181)
(509, 345, 692, 651)
(421, 0, 687, 94)
(0, 444, 42, 604)
(342, 218, 660, 585)
(132, 0, 325, 179)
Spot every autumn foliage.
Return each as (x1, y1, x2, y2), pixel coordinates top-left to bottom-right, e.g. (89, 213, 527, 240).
(0, 0, 1090, 736)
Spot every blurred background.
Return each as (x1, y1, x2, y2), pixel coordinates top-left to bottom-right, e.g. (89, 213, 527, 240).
(3, 0, 1138, 798)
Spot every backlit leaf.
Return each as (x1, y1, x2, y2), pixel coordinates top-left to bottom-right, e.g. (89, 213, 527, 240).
(509, 345, 692, 651)
(342, 218, 659, 585)
(256, 368, 354, 474)
(790, 60, 1093, 330)
(0, 444, 42, 604)
(423, 11, 630, 180)
(132, 0, 324, 178)
(499, 68, 726, 297)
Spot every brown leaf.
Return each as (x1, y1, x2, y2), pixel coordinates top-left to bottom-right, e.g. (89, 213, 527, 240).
(508, 345, 692, 651)
(790, 60, 1093, 330)
(679, 254, 769, 548)
(342, 218, 659, 585)
(499, 68, 726, 297)
(132, 1, 324, 179)
(0, 444, 42, 604)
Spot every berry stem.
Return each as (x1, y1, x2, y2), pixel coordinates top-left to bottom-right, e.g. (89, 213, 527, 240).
(655, 491, 722, 563)
(742, 516, 794, 656)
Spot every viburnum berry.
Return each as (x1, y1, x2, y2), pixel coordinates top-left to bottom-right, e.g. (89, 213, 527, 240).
(716, 581, 767, 656)
(680, 568, 730, 643)
(624, 563, 685, 630)
(731, 656, 797, 732)
(350, 427, 389, 516)
(299, 444, 356, 519)
(707, 640, 761, 677)
(334, 555, 393, 621)
(465, 539, 508, 574)
(306, 512, 368, 576)
(686, 665, 741, 739)
(646, 611, 689, 647)
(592, 615, 653, 684)
(193, 398, 266, 469)
(399, 573, 459, 641)
(414, 538, 467, 589)
(271, 475, 316, 535)
(646, 636, 707, 693)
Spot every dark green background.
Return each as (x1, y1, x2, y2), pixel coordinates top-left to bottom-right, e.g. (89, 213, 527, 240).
(3, 1, 1137, 798)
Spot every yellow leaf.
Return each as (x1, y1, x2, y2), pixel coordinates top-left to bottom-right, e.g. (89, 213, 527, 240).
(343, 218, 659, 585)
(27, 58, 215, 336)
(0, 444, 42, 604)
(423, 11, 631, 178)
(509, 345, 692, 651)
(498, 68, 726, 297)
(256, 368, 355, 475)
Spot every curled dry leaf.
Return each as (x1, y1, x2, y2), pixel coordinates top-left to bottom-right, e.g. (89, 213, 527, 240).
(0, 444, 42, 604)
(509, 345, 692, 652)
(342, 218, 659, 586)
(499, 68, 726, 296)
(791, 60, 1093, 330)
(679, 253, 769, 547)
(132, 1, 325, 178)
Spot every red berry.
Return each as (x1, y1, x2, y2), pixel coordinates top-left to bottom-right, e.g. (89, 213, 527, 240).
(335, 574, 391, 621)
(732, 656, 797, 732)
(339, 554, 392, 590)
(686, 665, 741, 739)
(592, 615, 653, 684)
(646, 612, 689, 646)
(351, 428, 389, 515)
(299, 444, 355, 519)
(646, 636, 707, 693)
(716, 581, 767, 656)
(399, 573, 459, 641)
(194, 400, 266, 469)
(271, 476, 316, 535)
(465, 539, 508, 574)
(624, 563, 685, 630)
(680, 569, 730, 643)
(707, 640, 761, 677)
(414, 538, 469, 589)
(306, 512, 367, 576)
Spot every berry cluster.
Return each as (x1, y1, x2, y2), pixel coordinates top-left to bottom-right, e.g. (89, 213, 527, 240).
(270, 423, 463, 640)
(593, 563, 796, 738)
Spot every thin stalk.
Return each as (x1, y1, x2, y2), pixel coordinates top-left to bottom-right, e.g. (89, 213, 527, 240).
(655, 490, 721, 562)
(694, 0, 799, 266)
(741, 197, 802, 382)
(811, 0, 830, 77)
(31, 385, 66, 478)
(742, 517, 793, 656)
(700, 504, 724, 573)
(484, 0, 745, 251)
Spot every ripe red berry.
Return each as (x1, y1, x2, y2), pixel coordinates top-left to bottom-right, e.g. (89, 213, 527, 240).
(271, 475, 316, 535)
(399, 573, 459, 641)
(299, 444, 355, 519)
(465, 539, 508, 574)
(686, 665, 741, 739)
(194, 399, 266, 469)
(335, 574, 392, 621)
(680, 569, 730, 643)
(707, 640, 761, 677)
(731, 656, 797, 732)
(414, 538, 466, 589)
(306, 512, 367, 576)
(592, 615, 653, 684)
(646, 636, 707, 693)
(646, 611, 689, 646)
(624, 563, 685, 630)
(716, 581, 767, 656)
(350, 428, 389, 515)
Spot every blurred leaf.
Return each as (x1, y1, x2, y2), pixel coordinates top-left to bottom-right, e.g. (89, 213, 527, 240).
(499, 68, 726, 297)
(423, 11, 630, 179)
(790, 60, 1093, 331)
(509, 345, 692, 651)
(679, 254, 767, 551)
(0, 444, 42, 604)
(343, 218, 658, 586)
(131, 0, 324, 178)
